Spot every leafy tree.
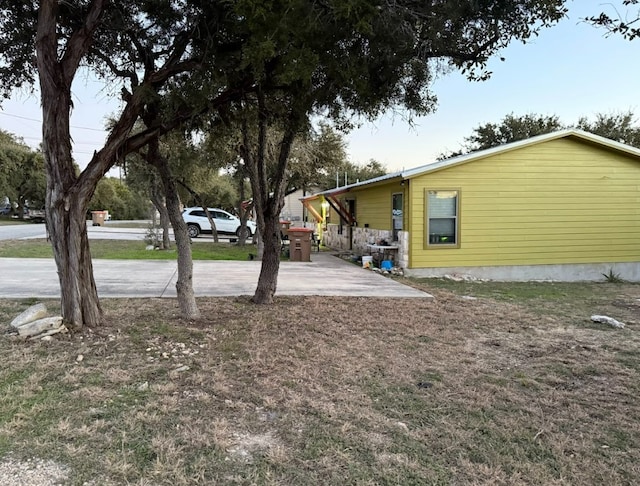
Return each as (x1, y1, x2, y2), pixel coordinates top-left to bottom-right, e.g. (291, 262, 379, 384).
(0, 1, 254, 327)
(575, 111, 640, 147)
(122, 156, 172, 249)
(287, 123, 349, 192)
(442, 113, 564, 158)
(0, 0, 568, 322)
(587, 1, 640, 40)
(0, 129, 46, 218)
(89, 177, 149, 220)
(466, 113, 564, 150)
(234, 0, 568, 304)
(444, 111, 640, 158)
(316, 158, 388, 191)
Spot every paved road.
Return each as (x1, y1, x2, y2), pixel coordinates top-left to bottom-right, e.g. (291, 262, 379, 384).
(0, 221, 239, 242)
(0, 222, 47, 241)
(0, 252, 432, 299)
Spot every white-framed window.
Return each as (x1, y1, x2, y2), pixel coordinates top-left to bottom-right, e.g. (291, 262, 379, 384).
(426, 189, 459, 247)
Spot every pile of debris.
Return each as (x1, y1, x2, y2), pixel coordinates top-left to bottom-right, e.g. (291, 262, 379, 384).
(8, 303, 67, 340)
(371, 266, 404, 277)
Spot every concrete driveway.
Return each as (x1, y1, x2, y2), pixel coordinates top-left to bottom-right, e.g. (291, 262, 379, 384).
(0, 252, 431, 299)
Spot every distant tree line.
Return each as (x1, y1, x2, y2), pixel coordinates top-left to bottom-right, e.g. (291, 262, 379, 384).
(440, 111, 640, 159)
(0, 129, 45, 219)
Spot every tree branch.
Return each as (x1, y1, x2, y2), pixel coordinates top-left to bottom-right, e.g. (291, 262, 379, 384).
(60, 0, 107, 85)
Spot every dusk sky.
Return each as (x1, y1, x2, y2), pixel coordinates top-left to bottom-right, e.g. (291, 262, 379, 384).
(0, 1, 638, 173)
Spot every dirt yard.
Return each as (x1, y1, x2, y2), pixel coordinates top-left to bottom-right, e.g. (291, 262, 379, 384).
(0, 279, 639, 485)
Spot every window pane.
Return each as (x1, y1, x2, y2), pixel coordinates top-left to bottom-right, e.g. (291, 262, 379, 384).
(430, 218, 455, 236)
(428, 191, 457, 217)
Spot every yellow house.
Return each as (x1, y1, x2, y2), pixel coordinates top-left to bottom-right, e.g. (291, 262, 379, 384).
(302, 129, 640, 281)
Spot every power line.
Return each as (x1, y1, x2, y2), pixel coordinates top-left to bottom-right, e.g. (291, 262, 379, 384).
(12, 134, 103, 146)
(0, 111, 106, 132)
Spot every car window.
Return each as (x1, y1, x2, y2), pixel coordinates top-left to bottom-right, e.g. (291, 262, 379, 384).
(191, 210, 206, 217)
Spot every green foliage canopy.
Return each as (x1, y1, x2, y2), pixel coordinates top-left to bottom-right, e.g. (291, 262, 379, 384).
(89, 177, 150, 220)
(0, 129, 46, 215)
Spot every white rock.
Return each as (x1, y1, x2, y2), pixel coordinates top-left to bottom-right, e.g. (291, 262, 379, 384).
(16, 316, 64, 337)
(76, 354, 84, 362)
(10, 303, 48, 328)
(29, 326, 68, 341)
(591, 315, 625, 329)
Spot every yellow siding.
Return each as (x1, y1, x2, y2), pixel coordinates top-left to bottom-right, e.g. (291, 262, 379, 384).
(408, 138, 640, 268)
(350, 183, 402, 230)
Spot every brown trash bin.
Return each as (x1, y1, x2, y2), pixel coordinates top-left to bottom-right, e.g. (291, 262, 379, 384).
(279, 220, 291, 232)
(287, 227, 313, 262)
(91, 210, 107, 226)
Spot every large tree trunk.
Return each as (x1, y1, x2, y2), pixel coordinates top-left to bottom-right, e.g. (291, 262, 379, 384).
(252, 215, 281, 302)
(40, 85, 102, 329)
(148, 141, 200, 319)
(41, 93, 102, 329)
(36, 0, 106, 329)
(242, 90, 304, 304)
(47, 193, 102, 328)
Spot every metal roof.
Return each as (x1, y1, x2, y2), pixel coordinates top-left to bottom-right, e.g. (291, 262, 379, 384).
(303, 129, 640, 199)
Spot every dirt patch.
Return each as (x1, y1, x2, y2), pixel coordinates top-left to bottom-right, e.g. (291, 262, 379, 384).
(0, 457, 68, 486)
(1, 281, 639, 484)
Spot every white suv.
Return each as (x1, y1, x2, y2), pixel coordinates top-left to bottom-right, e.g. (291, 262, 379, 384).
(182, 207, 257, 238)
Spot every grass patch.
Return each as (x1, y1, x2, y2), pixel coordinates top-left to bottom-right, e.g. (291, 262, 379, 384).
(0, 283, 639, 484)
(0, 218, 33, 226)
(0, 239, 254, 260)
(413, 278, 640, 324)
(412, 278, 600, 302)
(103, 221, 150, 229)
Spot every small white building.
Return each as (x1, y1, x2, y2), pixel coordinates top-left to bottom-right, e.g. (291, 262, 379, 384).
(280, 188, 318, 224)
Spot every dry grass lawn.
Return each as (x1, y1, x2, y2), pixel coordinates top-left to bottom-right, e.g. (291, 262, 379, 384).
(0, 279, 639, 485)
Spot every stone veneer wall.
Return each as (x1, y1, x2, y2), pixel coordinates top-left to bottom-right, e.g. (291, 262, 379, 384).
(323, 224, 408, 268)
(322, 224, 351, 250)
(397, 231, 408, 269)
(351, 227, 394, 254)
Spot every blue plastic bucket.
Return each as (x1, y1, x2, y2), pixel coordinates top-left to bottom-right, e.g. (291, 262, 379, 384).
(381, 260, 392, 270)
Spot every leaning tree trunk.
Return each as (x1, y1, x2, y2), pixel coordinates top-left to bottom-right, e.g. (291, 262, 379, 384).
(148, 141, 200, 319)
(235, 166, 252, 247)
(176, 179, 219, 242)
(150, 184, 171, 249)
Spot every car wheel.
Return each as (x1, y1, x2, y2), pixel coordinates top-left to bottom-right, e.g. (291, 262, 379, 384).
(236, 226, 252, 238)
(187, 224, 200, 238)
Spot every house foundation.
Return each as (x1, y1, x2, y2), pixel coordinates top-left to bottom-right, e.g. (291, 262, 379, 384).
(404, 262, 640, 282)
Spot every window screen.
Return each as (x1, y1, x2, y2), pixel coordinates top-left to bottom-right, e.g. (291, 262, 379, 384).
(427, 190, 458, 245)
